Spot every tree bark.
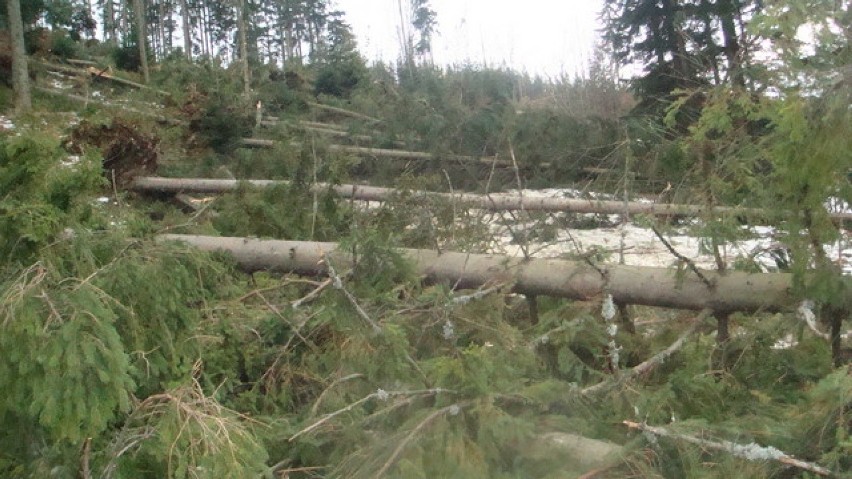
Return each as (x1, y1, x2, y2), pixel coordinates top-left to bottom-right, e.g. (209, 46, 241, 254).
(133, 0, 150, 83)
(718, 0, 744, 87)
(104, 0, 117, 44)
(157, 234, 802, 313)
(130, 177, 852, 222)
(180, 0, 192, 58)
(236, 0, 251, 95)
(7, 0, 31, 113)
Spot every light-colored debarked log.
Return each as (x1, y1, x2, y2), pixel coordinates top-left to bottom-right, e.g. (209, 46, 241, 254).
(33, 87, 185, 125)
(239, 138, 504, 165)
(130, 177, 852, 222)
(32, 59, 170, 95)
(261, 121, 379, 143)
(307, 102, 382, 123)
(157, 234, 799, 313)
(263, 118, 347, 131)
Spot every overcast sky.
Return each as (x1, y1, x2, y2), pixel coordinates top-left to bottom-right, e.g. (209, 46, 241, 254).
(332, 0, 605, 78)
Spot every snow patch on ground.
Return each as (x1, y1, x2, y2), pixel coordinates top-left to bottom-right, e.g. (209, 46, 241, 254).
(0, 116, 15, 131)
(487, 188, 851, 274)
(52, 79, 73, 90)
(61, 155, 81, 167)
(357, 187, 851, 274)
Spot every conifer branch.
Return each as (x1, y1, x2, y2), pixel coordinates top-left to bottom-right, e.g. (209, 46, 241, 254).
(623, 420, 833, 476)
(651, 225, 715, 288)
(374, 401, 471, 478)
(450, 282, 507, 305)
(234, 278, 326, 303)
(310, 373, 366, 416)
(256, 291, 317, 352)
(582, 309, 711, 395)
(325, 258, 382, 334)
(290, 388, 454, 442)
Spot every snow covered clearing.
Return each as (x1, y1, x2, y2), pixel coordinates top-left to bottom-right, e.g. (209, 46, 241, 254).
(482, 188, 851, 274)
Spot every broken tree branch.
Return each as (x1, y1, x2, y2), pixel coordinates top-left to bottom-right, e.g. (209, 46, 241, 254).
(623, 421, 833, 476)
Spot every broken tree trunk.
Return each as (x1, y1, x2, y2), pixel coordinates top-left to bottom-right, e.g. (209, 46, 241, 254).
(130, 177, 852, 222)
(157, 234, 799, 313)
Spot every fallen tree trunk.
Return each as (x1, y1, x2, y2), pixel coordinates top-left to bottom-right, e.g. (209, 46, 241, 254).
(239, 139, 505, 165)
(259, 122, 379, 143)
(34, 87, 184, 125)
(157, 234, 798, 313)
(308, 102, 382, 123)
(130, 177, 852, 221)
(32, 59, 170, 95)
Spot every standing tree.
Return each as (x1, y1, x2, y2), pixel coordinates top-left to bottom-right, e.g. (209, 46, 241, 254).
(410, 0, 437, 64)
(602, 0, 760, 114)
(235, 0, 250, 95)
(6, 0, 31, 113)
(179, 0, 191, 57)
(133, 0, 150, 83)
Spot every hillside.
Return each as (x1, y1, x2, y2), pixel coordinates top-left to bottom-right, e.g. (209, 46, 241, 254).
(1, 1, 850, 477)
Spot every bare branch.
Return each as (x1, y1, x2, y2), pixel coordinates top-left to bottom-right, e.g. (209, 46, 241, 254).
(374, 402, 471, 478)
(623, 420, 833, 477)
(651, 225, 715, 288)
(582, 309, 711, 395)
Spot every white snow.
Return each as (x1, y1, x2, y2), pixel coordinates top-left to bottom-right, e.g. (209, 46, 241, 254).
(0, 116, 14, 131)
(61, 155, 81, 167)
(483, 188, 851, 275)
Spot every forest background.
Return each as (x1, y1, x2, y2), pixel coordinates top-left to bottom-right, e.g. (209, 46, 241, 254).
(0, 0, 850, 477)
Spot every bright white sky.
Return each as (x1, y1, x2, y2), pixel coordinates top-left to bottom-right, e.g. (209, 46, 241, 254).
(332, 0, 605, 79)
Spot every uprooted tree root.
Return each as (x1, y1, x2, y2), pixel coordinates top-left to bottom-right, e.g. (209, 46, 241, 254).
(64, 118, 159, 187)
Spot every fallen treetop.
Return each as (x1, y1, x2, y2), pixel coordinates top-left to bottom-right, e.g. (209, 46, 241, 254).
(130, 176, 852, 222)
(157, 234, 800, 313)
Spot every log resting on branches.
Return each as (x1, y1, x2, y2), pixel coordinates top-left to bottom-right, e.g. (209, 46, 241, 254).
(158, 234, 798, 313)
(131, 177, 852, 222)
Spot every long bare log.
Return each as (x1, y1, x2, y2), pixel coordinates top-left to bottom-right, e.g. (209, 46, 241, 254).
(34, 87, 184, 125)
(258, 122, 386, 144)
(130, 177, 852, 222)
(157, 234, 799, 313)
(239, 138, 277, 148)
(307, 102, 382, 123)
(32, 59, 169, 95)
(238, 138, 503, 165)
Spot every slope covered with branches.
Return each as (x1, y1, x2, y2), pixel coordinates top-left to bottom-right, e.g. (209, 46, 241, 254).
(0, 0, 850, 477)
